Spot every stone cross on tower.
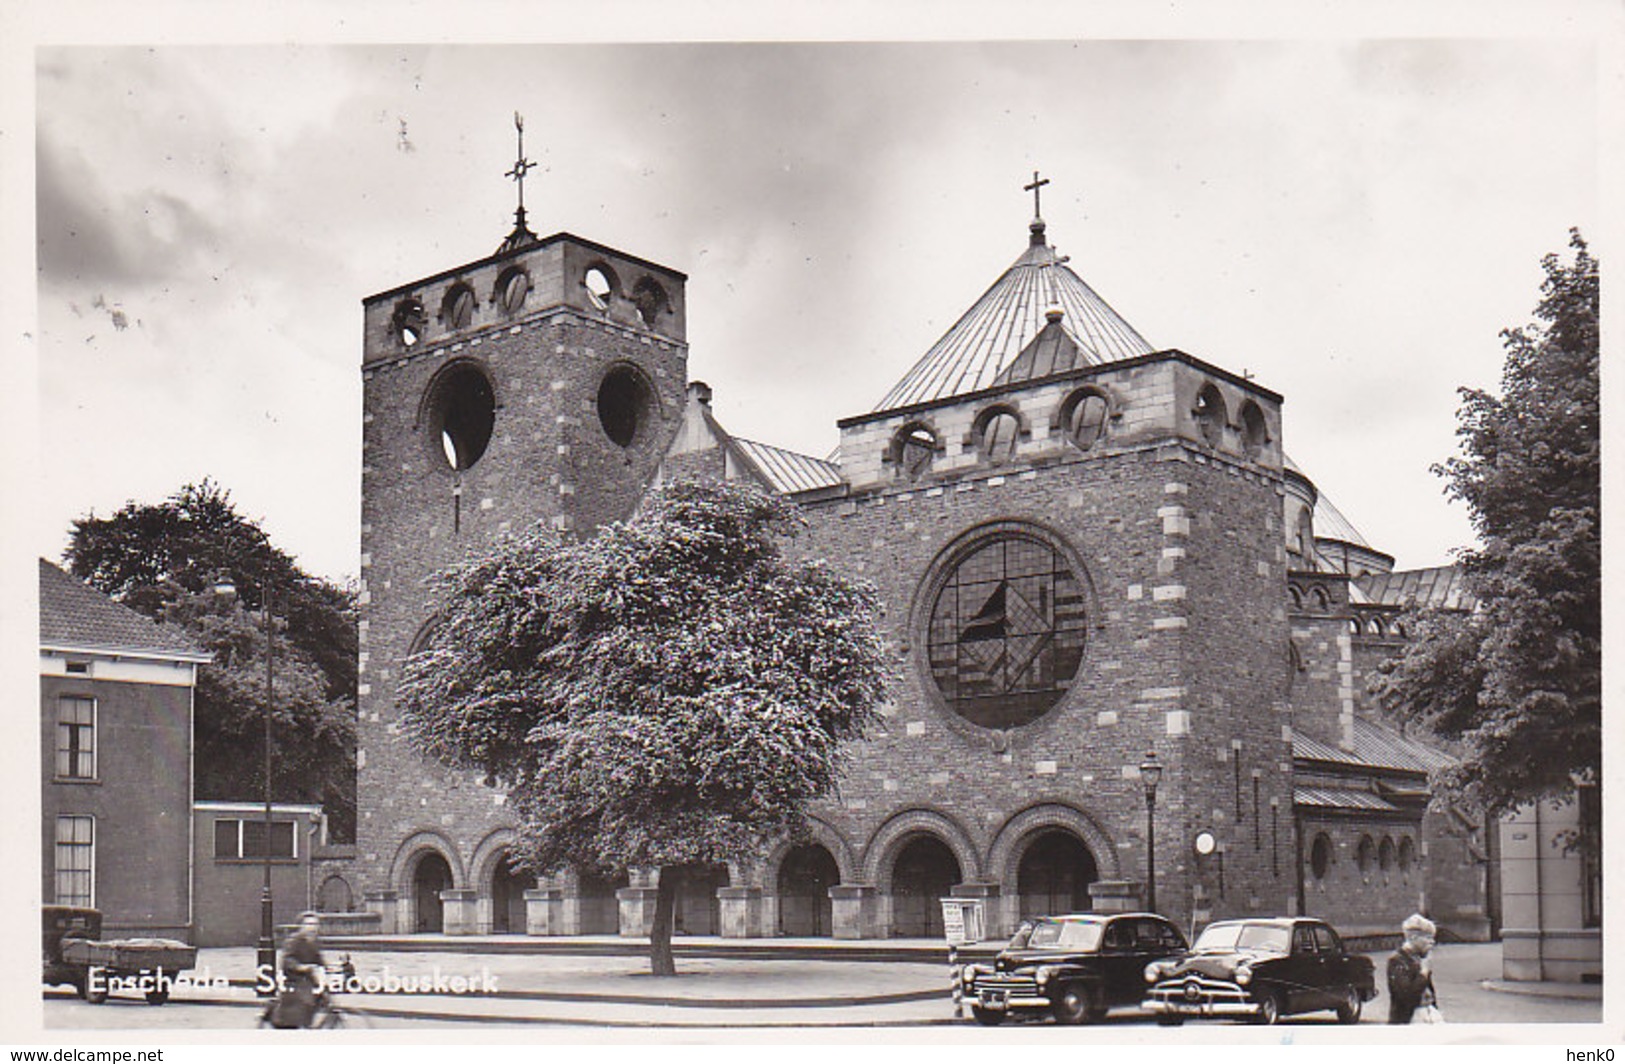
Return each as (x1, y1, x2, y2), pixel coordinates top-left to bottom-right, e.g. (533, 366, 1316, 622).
(1024, 170, 1050, 220)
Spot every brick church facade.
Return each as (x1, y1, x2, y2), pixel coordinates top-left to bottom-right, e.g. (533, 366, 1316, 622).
(347, 178, 1490, 944)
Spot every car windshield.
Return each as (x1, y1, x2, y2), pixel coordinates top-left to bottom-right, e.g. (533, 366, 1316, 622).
(1192, 922, 1289, 953)
(1024, 919, 1103, 952)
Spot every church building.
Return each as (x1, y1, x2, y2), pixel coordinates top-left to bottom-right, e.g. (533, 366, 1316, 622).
(347, 155, 1490, 944)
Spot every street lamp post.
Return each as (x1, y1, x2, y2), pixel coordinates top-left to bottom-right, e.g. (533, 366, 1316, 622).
(257, 584, 276, 995)
(1140, 751, 1163, 913)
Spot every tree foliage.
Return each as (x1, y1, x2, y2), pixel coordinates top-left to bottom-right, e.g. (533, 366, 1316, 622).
(1372, 230, 1599, 815)
(398, 480, 887, 973)
(65, 481, 358, 839)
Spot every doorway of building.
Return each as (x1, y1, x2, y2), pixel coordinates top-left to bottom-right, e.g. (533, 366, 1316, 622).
(778, 843, 838, 937)
(890, 835, 961, 938)
(490, 853, 530, 934)
(1017, 829, 1099, 921)
(412, 852, 453, 933)
(577, 869, 627, 935)
(672, 864, 729, 936)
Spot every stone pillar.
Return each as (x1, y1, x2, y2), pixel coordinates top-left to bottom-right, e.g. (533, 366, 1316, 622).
(1088, 879, 1144, 913)
(524, 887, 562, 936)
(362, 889, 398, 935)
(718, 886, 763, 938)
(439, 889, 480, 934)
(950, 882, 1002, 942)
(829, 884, 881, 940)
(617, 886, 659, 937)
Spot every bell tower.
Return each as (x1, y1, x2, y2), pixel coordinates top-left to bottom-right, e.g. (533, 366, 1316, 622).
(352, 118, 688, 927)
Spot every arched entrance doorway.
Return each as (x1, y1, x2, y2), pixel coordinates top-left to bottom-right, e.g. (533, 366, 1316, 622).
(412, 852, 453, 933)
(891, 835, 961, 938)
(672, 864, 729, 936)
(1017, 829, 1099, 921)
(577, 869, 627, 935)
(490, 852, 530, 934)
(778, 843, 838, 937)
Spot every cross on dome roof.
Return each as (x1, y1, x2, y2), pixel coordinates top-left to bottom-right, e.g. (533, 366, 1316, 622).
(497, 111, 541, 255)
(872, 176, 1154, 411)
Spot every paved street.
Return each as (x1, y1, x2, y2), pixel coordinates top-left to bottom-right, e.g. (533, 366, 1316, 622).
(43, 941, 1600, 1031)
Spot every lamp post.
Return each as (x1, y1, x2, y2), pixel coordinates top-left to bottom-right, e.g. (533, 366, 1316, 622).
(1140, 751, 1163, 913)
(257, 583, 276, 995)
(213, 574, 276, 995)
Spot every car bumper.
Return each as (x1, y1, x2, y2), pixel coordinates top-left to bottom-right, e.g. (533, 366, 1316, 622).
(1143, 998, 1261, 1018)
(968, 987, 1051, 1011)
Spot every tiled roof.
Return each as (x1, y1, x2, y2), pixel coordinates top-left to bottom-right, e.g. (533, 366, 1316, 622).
(39, 558, 208, 660)
(873, 220, 1153, 411)
(1292, 716, 1455, 775)
(1358, 566, 1475, 611)
(1294, 787, 1401, 813)
(731, 438, 845, 496)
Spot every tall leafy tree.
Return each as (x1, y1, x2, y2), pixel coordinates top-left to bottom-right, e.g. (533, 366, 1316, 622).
(65, 481, 358, 839)
(398, 480, 887, 975)
(1372, 230, 1599, 815)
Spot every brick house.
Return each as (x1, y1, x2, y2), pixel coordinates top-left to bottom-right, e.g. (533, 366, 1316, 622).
(351, 188, 1489, 943)
(39, 559, 210, 939)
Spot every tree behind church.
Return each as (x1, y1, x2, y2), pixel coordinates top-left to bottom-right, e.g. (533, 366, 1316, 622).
(398, 480, 887, 975)
(1372, 230, 1599, 819)
(65, 480, 359, 840)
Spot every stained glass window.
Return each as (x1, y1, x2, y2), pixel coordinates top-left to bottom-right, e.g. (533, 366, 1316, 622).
(927, 534, 1086, 728)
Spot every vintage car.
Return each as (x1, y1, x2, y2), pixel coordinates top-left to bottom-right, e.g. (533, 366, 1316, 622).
(961, 912, 1188, 1025)
(1142, 916, 1376, 1025)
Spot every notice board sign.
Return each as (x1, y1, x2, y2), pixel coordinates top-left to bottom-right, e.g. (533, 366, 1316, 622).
(940, 898, 985, 946)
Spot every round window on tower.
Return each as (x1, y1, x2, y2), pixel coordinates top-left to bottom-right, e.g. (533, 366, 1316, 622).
(442, 284, 476, 330)
(892, 423, 938, 480)
(425, 362, 496, 471)
(923, 527, 1089, 730)
(1060, 388, 1110, 452)
(583, 265, 616, 312)
(597, 363, 653, 448)
(1194, 383, 1227, 448)
(496, 267, 530, 316)
(976, 408, 1022, 465)
(631, 276, 668, 328)
(393, 297, 427, 348)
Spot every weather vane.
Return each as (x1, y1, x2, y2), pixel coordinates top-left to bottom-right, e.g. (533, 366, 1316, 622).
(505, 111, 538, 241)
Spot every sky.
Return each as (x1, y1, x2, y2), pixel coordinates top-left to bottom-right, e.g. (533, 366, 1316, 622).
(14, 11, 1611, 588)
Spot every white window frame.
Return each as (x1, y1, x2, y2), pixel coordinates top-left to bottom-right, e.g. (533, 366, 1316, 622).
(213, 817, 299, 860)
(55, 695, 97, 781)
(55, 814, 95, 907)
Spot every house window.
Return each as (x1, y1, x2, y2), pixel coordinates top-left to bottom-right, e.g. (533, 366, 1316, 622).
(55, 815, 94, 906)
(214, 817, 298, 860)
(56, 696, 95, 780)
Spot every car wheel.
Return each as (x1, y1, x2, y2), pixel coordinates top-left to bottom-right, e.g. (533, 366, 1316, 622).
(145, 988, 170, 1005)
(970, 1006, 1006, 1027)
(1051, 984, 1096, 1025)
(1336, 986, 1362, 1024)
(1254, 991, 1282, 1025)
(84, 984, 108, 1005)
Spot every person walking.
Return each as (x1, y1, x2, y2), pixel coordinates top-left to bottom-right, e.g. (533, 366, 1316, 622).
(1386, 912, 1438, 1024)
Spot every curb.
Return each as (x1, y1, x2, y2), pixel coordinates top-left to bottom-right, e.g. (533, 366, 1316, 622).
(1479, 979, 1602, 1003)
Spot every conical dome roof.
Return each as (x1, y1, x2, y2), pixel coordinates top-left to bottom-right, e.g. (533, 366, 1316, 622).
(874, 218, 1153, 411)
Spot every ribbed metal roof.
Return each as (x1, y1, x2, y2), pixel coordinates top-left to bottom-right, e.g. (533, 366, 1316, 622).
(1292, 716, 1455, 775)
(732, 438, 844, 496)
(874, 219, 1153, 412)
(1358, 566, 1475, 611)
(1294, 787, 1401, 813)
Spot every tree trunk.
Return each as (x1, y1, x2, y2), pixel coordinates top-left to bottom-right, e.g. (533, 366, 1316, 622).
(650, 866, 680, 977)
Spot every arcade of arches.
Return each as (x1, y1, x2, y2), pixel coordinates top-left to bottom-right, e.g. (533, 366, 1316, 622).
(392, 817, 1106, 939)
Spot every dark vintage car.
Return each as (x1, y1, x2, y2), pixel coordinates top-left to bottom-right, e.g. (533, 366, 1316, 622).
(962, 912, 1188, 1025)
(1142, 916, 1376, 1025)
(43, 905, 196, 1004)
